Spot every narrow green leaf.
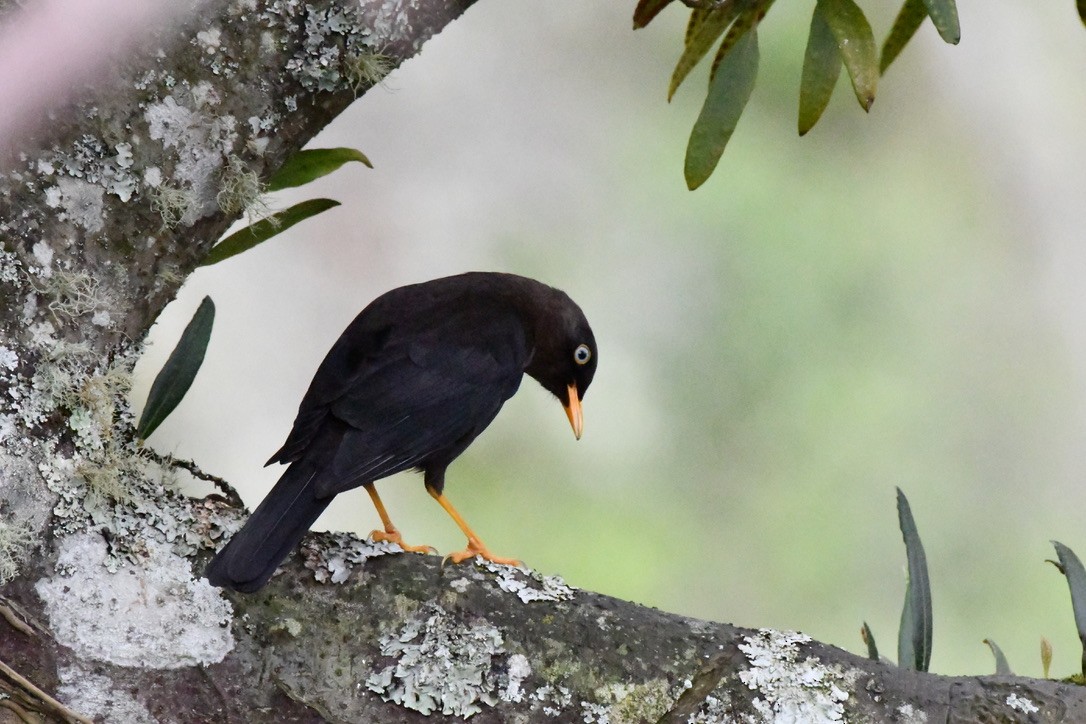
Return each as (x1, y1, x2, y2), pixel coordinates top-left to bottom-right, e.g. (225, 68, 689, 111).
(633, 0, 675, 29)
(684, 7, 710, 46)
(669, 2, 741, 101)
(982, 639, 1013, 675)
(136, 297, 215, 440)
(920, 0, 960, 44)
(880, 0, 927, 74)
(1041, 637, 1053, 679)
(684, 29, 759, 190)
(709, 1, 771, 83)
(1080, 0, 1086, 27)
(816, 0, 878, 111)
(896, 488, 933, 672)
(861, 622, 879, 661)
(798, 3, 841, 136)
(1051, 541, 1086, 676)
(200, 198, 341, 267)
(265, 148, 372, 192)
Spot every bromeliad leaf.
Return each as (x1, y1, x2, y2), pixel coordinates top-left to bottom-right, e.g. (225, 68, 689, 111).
(633, 0, 676, 29)
(684, 29, 758, 190)
(200, 198, 341, 267)
(896, 488, 933, 672)
(136, 296, 215, 440)
(798, 3, 841, 135)
(265, 147, 372, 192)
(982, 638, 1013, 675)
(880, 0, 927, 74)
(861, 621, 879, 661)
(669, 2, 741, 101)
(1050, 540, 1086, 676)
(816, 0, 878, 111)
(920, 0, 960, 44)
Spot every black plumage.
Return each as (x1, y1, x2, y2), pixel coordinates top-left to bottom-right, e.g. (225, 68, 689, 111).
(205, 272, 597, 592)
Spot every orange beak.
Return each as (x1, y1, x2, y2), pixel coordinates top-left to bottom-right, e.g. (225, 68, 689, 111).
(564, 383, 583, 440)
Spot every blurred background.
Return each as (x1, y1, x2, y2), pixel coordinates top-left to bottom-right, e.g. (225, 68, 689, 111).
(131, 2, 1086, 676)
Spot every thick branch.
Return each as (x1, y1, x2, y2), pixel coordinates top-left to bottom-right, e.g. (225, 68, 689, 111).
(4, 537, 1086, 721)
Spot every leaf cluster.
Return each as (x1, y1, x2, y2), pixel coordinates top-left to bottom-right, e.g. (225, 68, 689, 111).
(634, 0, 962, 189)
(863, 489, 1086, 680)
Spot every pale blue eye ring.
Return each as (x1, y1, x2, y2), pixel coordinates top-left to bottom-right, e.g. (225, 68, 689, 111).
(574, 344, 592, 365)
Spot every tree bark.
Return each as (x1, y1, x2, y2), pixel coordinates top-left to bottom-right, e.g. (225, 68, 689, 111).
(0, 0, 1083, 721)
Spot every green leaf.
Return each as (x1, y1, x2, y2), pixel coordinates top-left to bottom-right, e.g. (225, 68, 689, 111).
(633, 0, 675, 29)
(861, 621, 879, 661)
(684, 29, 758, 190)
(1050, 540, 1086, 676)
(920, 0, 960, 44)
(1041, 636, 1053, 679)
(1080, 0, 1086, 27)
(816, 0, 878, 111)
(709, 1, 771, 83)
(200, 198, 341, 267)
(136, 297, 215, 440)
(669, 2, 742, 101)
(798, 3, 841, 136)
(982, 638, 1013, 675)
(896, 488, 932, 672)
(880, 0, 927, 74)
(265, 147, 371, 192)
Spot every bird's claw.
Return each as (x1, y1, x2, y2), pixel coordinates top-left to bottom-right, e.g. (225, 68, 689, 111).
(369, 528, 437, 555)
(442, 537, 521, 568)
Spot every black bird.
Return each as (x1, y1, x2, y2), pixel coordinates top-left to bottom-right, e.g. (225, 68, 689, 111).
(204, 272, 597, 592)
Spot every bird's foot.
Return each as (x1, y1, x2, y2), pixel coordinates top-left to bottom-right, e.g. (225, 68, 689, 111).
(369, 527, 437, 555)
(443, 536, 521, 567)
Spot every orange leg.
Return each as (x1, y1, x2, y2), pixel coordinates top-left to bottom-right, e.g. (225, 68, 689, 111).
(364, 484, 436, 554)
(427, 485, 521, 567)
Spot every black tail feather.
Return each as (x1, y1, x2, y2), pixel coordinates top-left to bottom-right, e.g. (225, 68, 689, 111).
(204, 460, 331, 592)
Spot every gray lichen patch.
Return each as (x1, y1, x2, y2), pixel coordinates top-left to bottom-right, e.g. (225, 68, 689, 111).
(480, 560, 578, 603)
(144, 95, 240, 226)
(44, 178, 106, 233)
(366, 602, 519, 718)
(735, 629, 855, 723)
(299, 530, 402, 584)
(35, 532, 234, 669)
(282, 3, 374, 92)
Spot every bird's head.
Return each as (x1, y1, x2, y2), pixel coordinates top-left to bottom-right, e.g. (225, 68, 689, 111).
(525, 294, 597, 440)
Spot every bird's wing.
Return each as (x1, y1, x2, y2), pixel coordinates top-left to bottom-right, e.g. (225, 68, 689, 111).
(265, 316, 391, 466)
(269, 303, 528, 495)
(318, 312, 529, 495)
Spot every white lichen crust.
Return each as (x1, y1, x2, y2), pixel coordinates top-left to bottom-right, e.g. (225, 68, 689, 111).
(57, 662, 156, 723)
(735, 629, 855, 723)
(36, 532, 234, 668)
(1005, 692, 1039, 714)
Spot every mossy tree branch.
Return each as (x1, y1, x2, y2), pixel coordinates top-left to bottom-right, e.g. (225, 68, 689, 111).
(0, 0, 1083, 721)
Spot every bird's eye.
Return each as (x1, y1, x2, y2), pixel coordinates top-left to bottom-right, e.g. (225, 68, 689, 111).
(573, 344, 592, 365)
